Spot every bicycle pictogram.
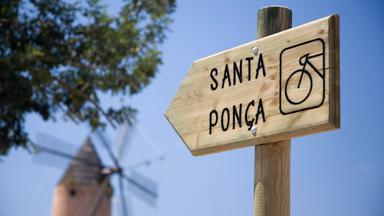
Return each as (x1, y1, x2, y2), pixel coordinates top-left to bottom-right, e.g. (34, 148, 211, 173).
(285, 52, 324, 105)
(279, 38, 325, 115)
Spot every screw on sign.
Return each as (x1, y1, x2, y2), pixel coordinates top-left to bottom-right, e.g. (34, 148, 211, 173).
(165, 6, 340, 216)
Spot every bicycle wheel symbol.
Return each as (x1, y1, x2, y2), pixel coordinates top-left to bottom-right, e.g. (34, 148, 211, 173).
(285, 68, 313, 105)
(279, 38, 325, 115)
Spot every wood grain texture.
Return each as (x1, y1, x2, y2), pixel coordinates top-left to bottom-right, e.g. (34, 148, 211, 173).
(254, 182, 266, 216)
(328, 15, 340, 128)
(165, 15, 340, 156)
(255, 7, 291, 216)
(255, 140, 290, 216)
(257, 6, 292, 39)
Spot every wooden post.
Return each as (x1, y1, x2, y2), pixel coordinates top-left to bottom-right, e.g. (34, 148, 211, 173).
(254, 6, 292, 216)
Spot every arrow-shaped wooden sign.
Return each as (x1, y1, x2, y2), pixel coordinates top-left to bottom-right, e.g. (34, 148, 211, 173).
(165, 15, 339, 156)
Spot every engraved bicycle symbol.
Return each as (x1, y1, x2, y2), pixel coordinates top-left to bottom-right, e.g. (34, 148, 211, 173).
(279, 38, 325, 115)
(284, 52, 324, 105)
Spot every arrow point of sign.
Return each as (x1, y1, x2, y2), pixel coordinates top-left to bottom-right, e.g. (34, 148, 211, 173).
(164, 63, 204, 155)
(164, 110, 196, 155)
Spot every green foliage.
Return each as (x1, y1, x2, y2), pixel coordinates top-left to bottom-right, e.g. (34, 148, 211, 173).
(0, 0, 176, 154)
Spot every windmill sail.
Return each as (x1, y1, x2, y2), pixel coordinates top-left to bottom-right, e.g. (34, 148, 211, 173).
(32, 133, 80, 169)
(116, 122, 136, 161)
(59, 138, 103, 185)
(124, 171, 158, 207)
(32, 133, 102, 170)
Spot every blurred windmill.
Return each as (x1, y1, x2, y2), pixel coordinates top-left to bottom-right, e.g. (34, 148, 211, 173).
(30, 119, 164, 216)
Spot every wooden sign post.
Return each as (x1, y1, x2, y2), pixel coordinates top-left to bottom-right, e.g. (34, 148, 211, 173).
(165, 5, 340, 216)
(254, 7, 291, 216)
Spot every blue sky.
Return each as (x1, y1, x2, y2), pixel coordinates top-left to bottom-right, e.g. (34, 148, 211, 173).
(1, 0, 384, 216)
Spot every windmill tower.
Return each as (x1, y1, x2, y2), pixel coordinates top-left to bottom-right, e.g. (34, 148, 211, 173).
(51, 138, 112, 216)
(31, 120, 163, 216)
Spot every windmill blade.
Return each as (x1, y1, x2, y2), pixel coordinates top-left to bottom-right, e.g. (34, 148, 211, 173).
(31, 133, 101, 169)
(86, 173, 112, 216)
(93, 127, 119, 166)
(122, 171, 158, 207)
(118, 174, 128, 216)
(116, 121, 136, 161)
(135, 122, 163, 158)
(113, 191, 133, 216)
(121, 155, 165, 171)
(118, 120, 165, 161)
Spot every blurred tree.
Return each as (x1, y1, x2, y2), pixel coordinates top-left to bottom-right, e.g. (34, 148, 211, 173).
(0, 0, 176, 154)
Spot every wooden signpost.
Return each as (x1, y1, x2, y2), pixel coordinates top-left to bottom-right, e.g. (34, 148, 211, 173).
(165, 5, 339, 216)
